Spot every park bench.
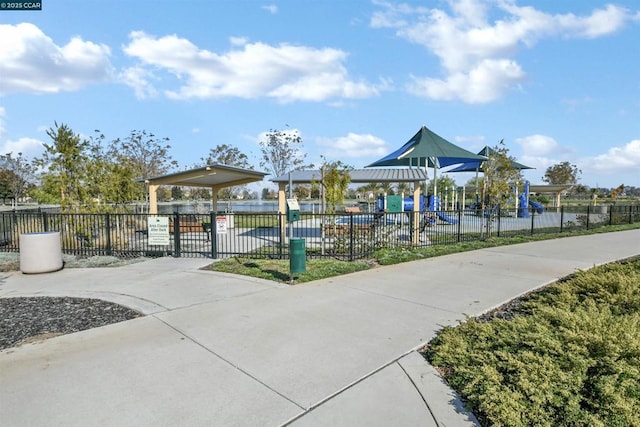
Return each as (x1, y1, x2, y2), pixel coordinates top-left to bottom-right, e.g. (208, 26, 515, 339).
(323, 223, 373, 237)
(169, 215, 203, 233)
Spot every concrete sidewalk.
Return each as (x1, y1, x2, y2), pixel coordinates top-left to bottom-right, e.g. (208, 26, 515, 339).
(1, 230, 638, 426)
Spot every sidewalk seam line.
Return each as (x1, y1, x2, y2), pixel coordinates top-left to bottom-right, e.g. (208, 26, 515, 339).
(152, 316, 305, 411)
(398, 361, 441, 427)
(278, 348, 417, 427)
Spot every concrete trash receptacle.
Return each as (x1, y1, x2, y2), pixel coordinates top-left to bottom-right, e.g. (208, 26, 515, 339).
(20, 231, 63, 274)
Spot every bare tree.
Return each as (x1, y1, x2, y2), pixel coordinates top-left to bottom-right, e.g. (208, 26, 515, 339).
(201, 144, 253, 206)
(259, 128, 312, 177)
(0, 152, 36, 206)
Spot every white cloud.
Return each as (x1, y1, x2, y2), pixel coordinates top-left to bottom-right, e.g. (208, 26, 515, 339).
(407, 59, 525, 104)
(0, 108, 43, 158)
(516, 134, 559, 156)
(579, 139, 640, 174)
(550, 4, 631, 38)
(119, 66, 158, 99)
(454, 134, 486, 149)
(122, 31, 384, 102)
(372, 1, 636, 103)
(515, 134, 566, 173)
(262, 4, 278, 14)
(0, 23, 113, 95)
(0, 137, 44, 158)
(230, 36, 249, 46)
(316, 133, 388, 158)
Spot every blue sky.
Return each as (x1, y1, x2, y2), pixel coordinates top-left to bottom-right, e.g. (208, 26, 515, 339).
(1, 0, 639, 189)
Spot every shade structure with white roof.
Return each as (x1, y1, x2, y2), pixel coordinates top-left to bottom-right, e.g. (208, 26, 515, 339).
(143, 164, 268, 214)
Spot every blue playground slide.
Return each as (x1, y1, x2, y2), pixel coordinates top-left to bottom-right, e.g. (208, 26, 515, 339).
(529, 200, 545, 214)
(436, 212, 458, 224)
(517, 194, 529, 218)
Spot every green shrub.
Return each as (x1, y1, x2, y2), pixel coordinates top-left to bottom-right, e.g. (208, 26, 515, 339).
(425, 258, 640, 427)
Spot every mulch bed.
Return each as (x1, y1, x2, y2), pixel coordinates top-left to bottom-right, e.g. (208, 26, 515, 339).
(0, 297, 142, 351)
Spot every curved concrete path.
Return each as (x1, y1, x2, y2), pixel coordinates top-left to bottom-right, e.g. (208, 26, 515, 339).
(1, 230, 638, 426)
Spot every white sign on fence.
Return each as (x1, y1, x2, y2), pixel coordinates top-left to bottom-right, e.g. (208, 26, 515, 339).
(216, 216, 228, 234)
(148, 216, 170, 245)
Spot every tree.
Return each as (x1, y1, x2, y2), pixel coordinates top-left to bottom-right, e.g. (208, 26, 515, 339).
(542, 161, 581, 185)
(357, 183, 380, 201)
(318, 159, 352, 214)
(292, 185, 310, 199)
(171, 186, 184, 200)
(106, 130, 177, 202)
(395, 182, 411, 196)
(480, 140, 524, 235)
(108, 130, 177, 178)
(33, 123, 93, 211)
(377, 182, 394, 195)
(202, 144, 253, 203)
(429, 175, 457, 197)
(86, 133, 139, 211)
(0, 152, 36, 206)
(259, 128, 312, 177)
(191, 187, 212, 200)
(33, 127, 168, 211)
(202, 144, 252, 169)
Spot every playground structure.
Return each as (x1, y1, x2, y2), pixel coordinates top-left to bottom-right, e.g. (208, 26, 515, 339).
(517, 181, 545, 218)
(376, 194, 459, 225)
(374, 180, 547, 225)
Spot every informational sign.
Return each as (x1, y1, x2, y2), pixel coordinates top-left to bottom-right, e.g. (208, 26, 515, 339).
(148, 216, 169, 246)
(216, 216, 228, 234)
(286, 198, 300, 211)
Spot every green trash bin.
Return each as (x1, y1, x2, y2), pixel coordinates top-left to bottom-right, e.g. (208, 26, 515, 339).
(289, 238, 306, 273)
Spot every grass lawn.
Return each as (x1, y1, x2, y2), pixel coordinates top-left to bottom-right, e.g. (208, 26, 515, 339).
(206, 223, 640, 283)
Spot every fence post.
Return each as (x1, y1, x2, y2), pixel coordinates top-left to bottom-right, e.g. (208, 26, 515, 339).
(560, 205, 564, 233)
(278, 213, 283, 260)
(609, 205, 614, 226)
(173, 211, 181, 257)
(496, 205, 501, 237)
(586, 205, 591, 229)
(530, 207, 535, 236)
(42, 211, 49, 232)
(105, 213, 112, 256)
(349, 213, 354, 262)
(456, 208, 462, 243)
(629, 205, 633, 224)
(210, 211, 217, 259)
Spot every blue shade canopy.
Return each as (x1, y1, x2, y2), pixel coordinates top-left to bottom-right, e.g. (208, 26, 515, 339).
(366, 125, 487, 168)
(446, 146, 534, 172)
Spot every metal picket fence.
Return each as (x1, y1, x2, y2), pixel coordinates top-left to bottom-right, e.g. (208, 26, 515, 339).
(0, 203, 638, 261)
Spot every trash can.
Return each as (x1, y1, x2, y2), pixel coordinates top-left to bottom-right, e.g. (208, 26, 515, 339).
(19, 231, 63, 274)
(289, 238, 306, 274)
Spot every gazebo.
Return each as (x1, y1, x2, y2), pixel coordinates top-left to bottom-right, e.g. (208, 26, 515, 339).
(143, 164, 268, 215)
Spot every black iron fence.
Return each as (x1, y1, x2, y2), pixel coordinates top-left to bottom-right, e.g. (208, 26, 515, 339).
(1, 204, 638, 261)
